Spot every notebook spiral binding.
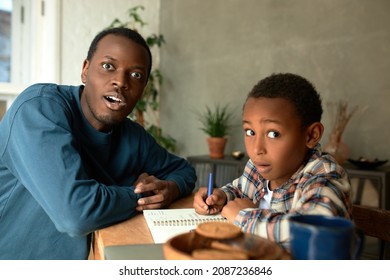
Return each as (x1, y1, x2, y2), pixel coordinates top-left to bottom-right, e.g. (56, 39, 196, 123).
(153, 217, 227, 226)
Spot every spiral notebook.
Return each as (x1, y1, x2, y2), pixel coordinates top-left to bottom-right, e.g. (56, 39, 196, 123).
(143, 208, 227, 244)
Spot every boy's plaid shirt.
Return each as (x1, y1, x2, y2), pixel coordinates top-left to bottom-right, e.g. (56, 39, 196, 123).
(220, 144, 352, 247)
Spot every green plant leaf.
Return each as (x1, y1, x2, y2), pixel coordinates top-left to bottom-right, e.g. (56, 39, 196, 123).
(128, 5, 146, 27)
(196, 104, 234, 137)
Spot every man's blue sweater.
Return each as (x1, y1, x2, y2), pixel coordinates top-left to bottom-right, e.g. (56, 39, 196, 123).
(0, 84, 196, 259)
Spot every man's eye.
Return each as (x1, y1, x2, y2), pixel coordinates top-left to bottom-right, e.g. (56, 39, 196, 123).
(267, 131, 280, 138)
(245, 129, 255, 136)
(102, 63, 114, 70)
(131, 72, 142, 80)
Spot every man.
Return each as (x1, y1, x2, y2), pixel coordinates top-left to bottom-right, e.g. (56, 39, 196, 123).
(0, 27, 196, 259)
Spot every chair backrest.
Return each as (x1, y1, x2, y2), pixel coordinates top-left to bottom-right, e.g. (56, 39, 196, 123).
(352, 204, 390, 259)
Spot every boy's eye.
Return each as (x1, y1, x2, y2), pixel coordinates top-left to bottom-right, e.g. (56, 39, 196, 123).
(267, 131, 280, 139)
(102, 63, 114, 70)
(130, 72, 142, 80)
(245, 129, 255, 136)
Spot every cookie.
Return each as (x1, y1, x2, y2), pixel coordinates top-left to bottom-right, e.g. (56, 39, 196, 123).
(195, 221, 243, 240)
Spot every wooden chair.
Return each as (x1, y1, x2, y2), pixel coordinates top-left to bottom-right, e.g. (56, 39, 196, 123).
(352, 204, 390, 259)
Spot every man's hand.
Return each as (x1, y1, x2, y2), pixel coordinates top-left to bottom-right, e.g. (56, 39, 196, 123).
(134, 173, 180, 211)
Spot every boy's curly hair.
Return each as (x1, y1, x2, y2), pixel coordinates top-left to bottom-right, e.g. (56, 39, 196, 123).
(246, 73, 323, 127)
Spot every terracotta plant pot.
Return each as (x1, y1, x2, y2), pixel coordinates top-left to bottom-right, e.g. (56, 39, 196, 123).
(207, 137, 227, 159)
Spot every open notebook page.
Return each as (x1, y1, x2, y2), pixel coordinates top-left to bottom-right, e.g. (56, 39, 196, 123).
(143, 208, 227, 243)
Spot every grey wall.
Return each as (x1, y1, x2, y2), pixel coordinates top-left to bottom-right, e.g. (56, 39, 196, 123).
(159, 0, 390, 162)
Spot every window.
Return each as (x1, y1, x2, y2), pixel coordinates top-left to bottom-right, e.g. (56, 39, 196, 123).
(11, 0, 61, 85)
(0, 0, 12, 83)
(0, 0, 60, 119)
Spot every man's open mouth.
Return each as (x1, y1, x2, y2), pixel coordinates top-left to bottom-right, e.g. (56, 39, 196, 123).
(104, 95, 124, 104)
(103, 94, 127, 110)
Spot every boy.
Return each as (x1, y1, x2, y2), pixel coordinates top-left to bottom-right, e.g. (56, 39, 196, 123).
(193, 73, 352, 248)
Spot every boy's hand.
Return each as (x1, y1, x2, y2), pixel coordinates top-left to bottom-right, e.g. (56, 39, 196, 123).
(193, 187, 227, 215)
(221, 198, 257, 222)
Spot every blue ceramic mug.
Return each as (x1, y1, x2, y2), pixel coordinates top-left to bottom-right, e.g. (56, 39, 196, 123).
(289, 215, 360, 260)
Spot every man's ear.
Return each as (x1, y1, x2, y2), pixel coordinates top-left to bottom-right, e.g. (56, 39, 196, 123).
(306, 122, 324, 149)
(81, 59, 89, 84)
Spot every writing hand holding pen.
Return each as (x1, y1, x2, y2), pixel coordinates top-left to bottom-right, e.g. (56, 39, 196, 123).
(193, 173, 227, 215)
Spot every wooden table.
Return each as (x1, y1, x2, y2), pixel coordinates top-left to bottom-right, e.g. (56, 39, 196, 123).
(92, 194, 194, 260)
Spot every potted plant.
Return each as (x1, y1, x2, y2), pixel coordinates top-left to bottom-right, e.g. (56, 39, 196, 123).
(197, 104, 234, 159)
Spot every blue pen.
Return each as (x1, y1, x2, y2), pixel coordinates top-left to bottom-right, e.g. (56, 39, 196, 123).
(207, 172, 213, 214)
